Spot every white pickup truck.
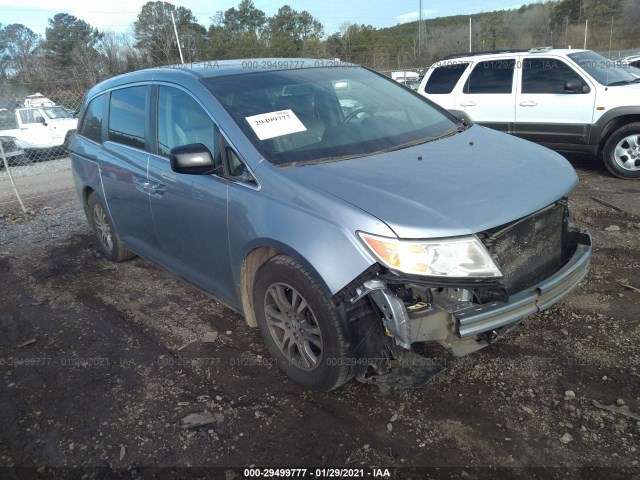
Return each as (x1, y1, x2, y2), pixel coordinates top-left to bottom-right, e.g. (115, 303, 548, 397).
(0, 106, 77, 156)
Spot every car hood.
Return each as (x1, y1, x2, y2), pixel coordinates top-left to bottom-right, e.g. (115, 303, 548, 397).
(0, 127, 22, 138)
(280, 125, 578, 238)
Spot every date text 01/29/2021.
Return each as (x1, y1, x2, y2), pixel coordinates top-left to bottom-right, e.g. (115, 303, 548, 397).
(243, 468, 392, 478)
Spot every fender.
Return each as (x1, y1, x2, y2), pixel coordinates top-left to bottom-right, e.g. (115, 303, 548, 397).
(589, 106, 640, 149)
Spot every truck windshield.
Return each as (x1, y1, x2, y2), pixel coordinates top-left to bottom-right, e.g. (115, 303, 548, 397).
(42, 107, 72, 119)
(204, 66, 456, 166)
(568, 51, 638, 86)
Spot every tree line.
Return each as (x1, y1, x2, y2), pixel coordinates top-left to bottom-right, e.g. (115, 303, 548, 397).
(0, 0, 639, 95)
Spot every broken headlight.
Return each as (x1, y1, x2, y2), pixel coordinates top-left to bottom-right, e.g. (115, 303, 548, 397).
(358, 232, 503, 278)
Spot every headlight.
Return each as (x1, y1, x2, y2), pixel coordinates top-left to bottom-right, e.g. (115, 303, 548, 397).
(358, 232, 502, 278)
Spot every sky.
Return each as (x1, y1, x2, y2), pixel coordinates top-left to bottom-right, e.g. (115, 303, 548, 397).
(0, 0, 528, 37)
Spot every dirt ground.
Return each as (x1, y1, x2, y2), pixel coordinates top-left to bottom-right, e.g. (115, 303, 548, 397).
(0, 155, 639, 479)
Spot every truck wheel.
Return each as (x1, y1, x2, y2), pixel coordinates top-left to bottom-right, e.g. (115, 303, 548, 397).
(602, 123, 640, 178)
(253, 255, 352, 391)
(87, 193, 136, 262)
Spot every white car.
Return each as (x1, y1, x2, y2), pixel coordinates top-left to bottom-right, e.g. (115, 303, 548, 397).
(0, 135, 25, 165)
(0, 106, 77, 155)
(621, 54, 640, 70)
(418, 48, 640, 178)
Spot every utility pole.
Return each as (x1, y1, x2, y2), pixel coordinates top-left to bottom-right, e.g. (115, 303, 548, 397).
(583, 18, 588, 50)
(171, 11, 185, 65)
(418, 0, 425, 57)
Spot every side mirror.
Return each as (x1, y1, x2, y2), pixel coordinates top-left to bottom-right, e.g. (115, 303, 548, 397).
(36, 116, 48, 126)
(169, 143, 222, 175)
(564, 80, 583, 93)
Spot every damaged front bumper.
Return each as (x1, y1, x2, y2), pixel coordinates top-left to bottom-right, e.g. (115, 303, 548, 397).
(455, 232, 591, 339)
(351, 232, 592, 358)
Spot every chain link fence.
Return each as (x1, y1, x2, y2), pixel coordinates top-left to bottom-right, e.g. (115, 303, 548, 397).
(0, 92, 84, 215)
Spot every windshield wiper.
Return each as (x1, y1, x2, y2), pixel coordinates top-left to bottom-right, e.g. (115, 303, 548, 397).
(282, 124, 467, 167)
(607, 78, 640, 86)
(375, 125, 465, 155)
(375, 137, 434, 154)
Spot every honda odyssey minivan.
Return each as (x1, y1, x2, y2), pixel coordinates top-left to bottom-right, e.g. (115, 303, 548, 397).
(71, 59, 592, 391)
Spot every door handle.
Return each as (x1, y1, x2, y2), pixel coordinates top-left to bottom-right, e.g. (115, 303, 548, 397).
(460, 101, 476, 107)
(519, 101, 538, 107)
(132, 175, 151, 194)
(132, 175, 148, 187)
(146, 181, 166, 196)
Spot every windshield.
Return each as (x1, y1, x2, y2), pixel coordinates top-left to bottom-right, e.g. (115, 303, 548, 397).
(568, 51, 638, 86)
(42, 106, 72, 119)
(204, 67, 456, 166)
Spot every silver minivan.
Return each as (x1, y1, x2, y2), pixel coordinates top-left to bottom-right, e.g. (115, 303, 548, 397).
(71, 59, 592, 391)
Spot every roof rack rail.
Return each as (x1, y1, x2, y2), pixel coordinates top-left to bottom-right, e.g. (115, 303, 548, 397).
(441, 49, 528, 60)
(528, 46, 553, 53)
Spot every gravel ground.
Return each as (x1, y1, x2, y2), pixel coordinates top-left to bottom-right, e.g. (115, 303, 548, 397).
(0, 155, 639, 479)
(0, 159, 74, 214)
(0, 156, 71, 179)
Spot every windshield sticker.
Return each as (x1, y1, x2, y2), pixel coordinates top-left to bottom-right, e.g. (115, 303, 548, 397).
(245, 109, 307, 140)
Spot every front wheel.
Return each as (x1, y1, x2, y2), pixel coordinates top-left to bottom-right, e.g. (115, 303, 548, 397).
(602, 123, 640, 178)
(253, 255, 352, 391)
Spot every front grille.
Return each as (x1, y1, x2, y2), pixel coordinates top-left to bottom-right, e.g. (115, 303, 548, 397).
(481, 201, 567, 295)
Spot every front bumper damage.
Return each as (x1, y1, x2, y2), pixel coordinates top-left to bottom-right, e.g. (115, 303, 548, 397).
(346, 231, 592, 388)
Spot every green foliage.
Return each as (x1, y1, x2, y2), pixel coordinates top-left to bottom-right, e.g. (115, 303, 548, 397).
(481, 12, 507, 50)
(222, 0, 266, 34)
(206, 1, 267, 58)
(552, 0, 622, 27)
(0, 24, 41, 82)
(265, 5, 324, 57)
(44, 13, 102, 68)
(134, 1, 205, 65)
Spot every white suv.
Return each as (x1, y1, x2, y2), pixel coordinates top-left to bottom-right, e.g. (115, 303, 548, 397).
(418, 48, 640, 178)
(0, 106, 77, 155)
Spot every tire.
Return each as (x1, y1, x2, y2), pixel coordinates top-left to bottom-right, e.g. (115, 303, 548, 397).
(253, 255, 352, 391)
(602, 122, 640, 178)
(87, 193, 136, 262)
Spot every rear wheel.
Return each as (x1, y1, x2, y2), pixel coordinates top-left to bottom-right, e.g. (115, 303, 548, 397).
(602, 123, 640, 178)
(253, 255, 352, 391)
(87, 193, 136, 262)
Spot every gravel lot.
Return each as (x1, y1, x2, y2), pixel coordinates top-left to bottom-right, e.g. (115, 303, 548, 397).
(0, 157, 71, 180)
(0, 157, 74, 215)
(0, 155, 639, 479)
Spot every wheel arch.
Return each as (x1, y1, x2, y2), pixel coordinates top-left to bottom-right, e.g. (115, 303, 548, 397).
(239, 241, 334, 328)
(83, 185, 96, 206)
(596, 113, 640, 157)
(80, 185, 97, 219)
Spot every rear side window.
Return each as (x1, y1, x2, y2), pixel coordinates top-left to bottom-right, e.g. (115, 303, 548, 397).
(464, 59, 515, 94)
(425, 63, 469, 94)
(522, 58, 589, 94)
(108, 86, 146, 149)
(78, 94, 106, 143)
